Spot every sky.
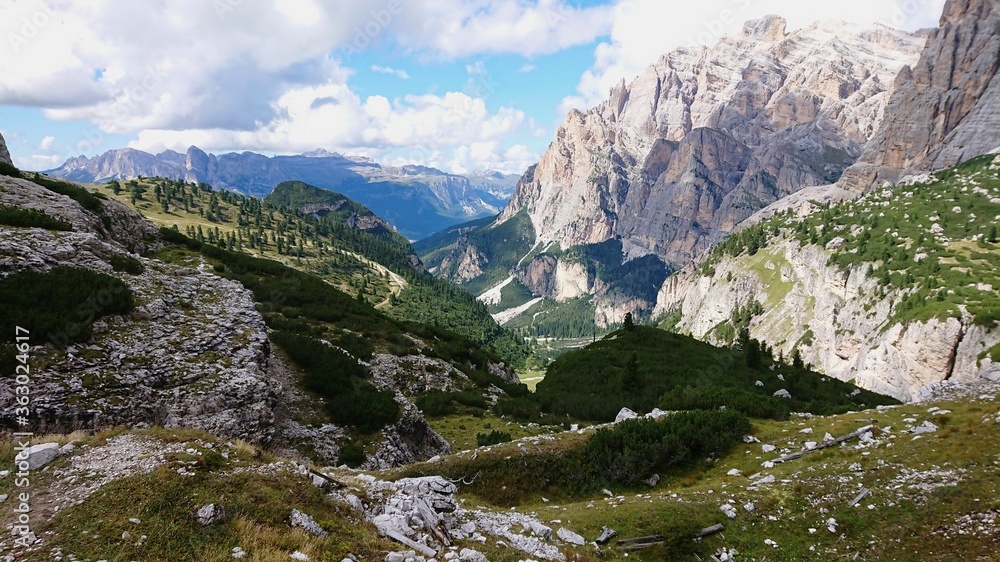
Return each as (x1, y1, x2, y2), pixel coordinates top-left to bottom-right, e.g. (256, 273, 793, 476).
(0, 0, 946, 175)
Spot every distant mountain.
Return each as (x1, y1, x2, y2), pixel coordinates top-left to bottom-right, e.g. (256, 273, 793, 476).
(0, 131, 12, 166)
(422, 16, 926, 331)
(45, 146, 521, 239)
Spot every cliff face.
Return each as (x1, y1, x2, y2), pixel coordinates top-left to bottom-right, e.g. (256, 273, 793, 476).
(840, 0, 1000, 191)
(658, 238, 1000, 402)
(0, 131, 11, 166)
(501, 17, 924, 268)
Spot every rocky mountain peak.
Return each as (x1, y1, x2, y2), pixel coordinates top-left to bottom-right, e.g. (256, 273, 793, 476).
(0, 130, 11, 166)
(742, 15, 787, 42)
(499, 16, 924, 268)
(839, 0, 1000, 190)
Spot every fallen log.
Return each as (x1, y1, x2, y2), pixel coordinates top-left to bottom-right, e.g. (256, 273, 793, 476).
(384, 529, 438, 558)
(694, 524, 725, 538)
(848, 488, 871, 507)
(306, 467, 345, 488)
(618, 535, 667, 551)
(770, 425, 873, 464)
(413, 496, 452, 547)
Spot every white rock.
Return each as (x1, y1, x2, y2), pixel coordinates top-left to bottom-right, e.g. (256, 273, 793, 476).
(231, 546, 247, 559)
(912, 421, 938, 434)
(762, 444, 776, 453)
(459, 549, 490, 562)
(290, 509, 328, 538)
(556, 527, 586, 545)
(22, 443, 60, 470)
(615, 407, 638, 422)
(727, 469, 742, 476)
(196, 504, 225, 526)
(291, 552, 310, 561)
(773, 389, 791, 399)
(720, 504, 738, 519)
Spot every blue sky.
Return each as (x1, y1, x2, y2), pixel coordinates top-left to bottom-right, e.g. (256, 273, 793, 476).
(0, 0, 944, 174)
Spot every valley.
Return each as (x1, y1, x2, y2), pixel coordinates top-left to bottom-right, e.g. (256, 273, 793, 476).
(2, 0, 1000, 560)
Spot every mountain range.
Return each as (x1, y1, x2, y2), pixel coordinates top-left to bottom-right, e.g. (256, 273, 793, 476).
(44, 146, 520, 240)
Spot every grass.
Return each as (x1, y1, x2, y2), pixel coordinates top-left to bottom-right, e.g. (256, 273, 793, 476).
(425, 411, 561, 451)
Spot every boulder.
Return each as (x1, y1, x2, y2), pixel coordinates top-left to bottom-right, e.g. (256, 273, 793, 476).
(290, 509, 328, 537)
(22, 443, 60, 469)
(615, 407, 638, 422)
(195, 504, 226, 526)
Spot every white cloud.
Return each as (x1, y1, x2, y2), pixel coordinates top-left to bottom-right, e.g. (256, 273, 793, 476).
(13, 154, 63, 171)
(561, 0, 948, 113)
(371, 65, 411, 79)
(518, 63, 537, 73)
(38, 136, 55, 151)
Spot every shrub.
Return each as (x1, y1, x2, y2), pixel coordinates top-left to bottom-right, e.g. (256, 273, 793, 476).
(416, 391, 457, 417)
(108, 255, 144, 275)
(29, 174, 106, 214)
(0, 205, 72, 230)
(476, 429, 513, 447)
(0, 266, 134, 346)
(658, 385, 790, 420)
(338, 442, 366, 467)
(325, 384, 399, 433)
(0, 161, 22, 178)
(584, 410, 751, 486)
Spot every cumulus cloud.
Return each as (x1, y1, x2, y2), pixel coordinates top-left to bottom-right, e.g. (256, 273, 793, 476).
(0, 0, 594, 172)
(38, 136, 55, 151)
(560, 0, 947, 113)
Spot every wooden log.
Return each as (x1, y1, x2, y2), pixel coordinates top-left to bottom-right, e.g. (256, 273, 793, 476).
(413, 497, 452, 547)
(848, 488, 871, 507)
(619, 541, 667, 552)
(770, 426, 872, 464)
(618, 535, 667, 546)
(694, 523, 725, 538)
(306, 467, 345, 488)
(384, 529, 438, 558)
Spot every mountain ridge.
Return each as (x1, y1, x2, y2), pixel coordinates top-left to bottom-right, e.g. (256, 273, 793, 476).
(45, 145, 521, 240)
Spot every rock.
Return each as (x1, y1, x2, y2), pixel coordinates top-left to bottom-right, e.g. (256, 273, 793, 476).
(762, 444, 777, 453)
(912, 421, 939, 434)
(291, 552, 310, 561)
(727, 469, 742, 476)
(311, 474, 327, 488)
(0, 131, 11, 166)
(523, 521, 552, 540)
(458, 548, 490, 562)
(720, 504, 738, 519)
(22, 443, 60, 469)
(615, 407, 638, 422)
(556, 527, 586, 546)
(385, 552, 421, 562)
(773, 389, 792, 399)
(644, 473, 660, 487)
(290, 509, 328, 538)
(195, 504, 226, 526)
(231, 546, 247, 559)
(841, 0, 1000, 191)
(59, 443, 76, 456)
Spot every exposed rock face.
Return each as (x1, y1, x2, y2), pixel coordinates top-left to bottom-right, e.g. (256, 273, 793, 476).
(501, 18, 924, 268)
(840, 0, 1000, 191)
(0, 130, 11, 166)
(658, 238, 1000, 401)
(364, 400, 451, 470)
(0, 177, 279, 440)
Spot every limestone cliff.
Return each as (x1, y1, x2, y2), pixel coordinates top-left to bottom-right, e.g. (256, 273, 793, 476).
(840, 0, 1000, 191)
(501, 17, 924, 268)
(0, 131, 11, 166)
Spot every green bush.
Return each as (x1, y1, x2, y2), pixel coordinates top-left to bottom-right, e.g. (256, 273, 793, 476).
(325, 384, 399, 433)
(584, 410, 751, 485)
(338, 442, 366, 467)
(0, 266, 134, 346)
(108, 255, 144, 275)
(476, 429, 513, 447)
(29, 174, 106, 213)
(658, 385, 790, 420)
(0, 205, 72, 230)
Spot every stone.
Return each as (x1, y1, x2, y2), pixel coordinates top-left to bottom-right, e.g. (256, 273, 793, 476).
(556, 527, 586, 546)
(195, 504, 226, 526)
(595, 526, 617, 544)
(290, 509, 328, 538)
(0, 131, 11, 166)
(773, 389, 792, 399)
(458, 549, 489, 562)
(231, 546, 247, 559)
(385, 552, 420, 562)
(614, 407, 638, 422)
(291, 552, 310, 561)
(912, 421, 939, 434)
(22, 443, 60, 470)
(720, 504, 738, 519)
(644, 473, 660, 487)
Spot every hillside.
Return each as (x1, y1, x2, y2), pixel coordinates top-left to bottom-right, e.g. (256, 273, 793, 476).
(90, 176, 530, 367)
(45, 146, 520, 239)
(659, 154, 1000, 400)
(535, 326, 895, 422)
(0, 166, 531, 472)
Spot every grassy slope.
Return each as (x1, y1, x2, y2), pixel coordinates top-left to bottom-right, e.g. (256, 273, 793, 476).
(536, 326, 896, 421)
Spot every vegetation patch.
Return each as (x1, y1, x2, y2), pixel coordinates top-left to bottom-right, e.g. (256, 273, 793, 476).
(0, 204, 72, 230)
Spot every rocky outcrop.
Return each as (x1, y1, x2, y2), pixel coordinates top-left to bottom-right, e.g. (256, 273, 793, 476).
(365, 400, 451, 470)
(840, 0, 1000, 191)
(658, 237, 1000, 401)
(0, 130, 11, 166)
(500, 17, 924, 268)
